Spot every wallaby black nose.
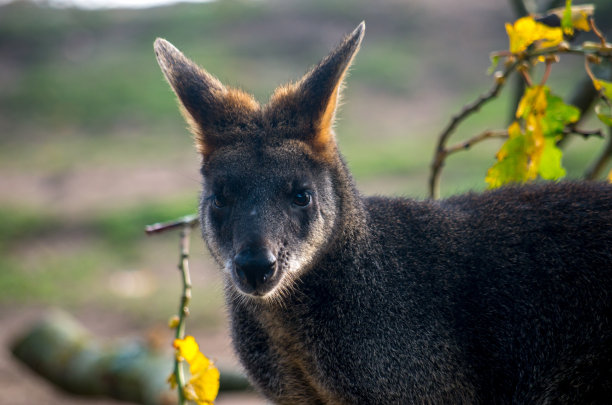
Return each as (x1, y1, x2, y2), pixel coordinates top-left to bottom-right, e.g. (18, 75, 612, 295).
(234, 248, 277, 293)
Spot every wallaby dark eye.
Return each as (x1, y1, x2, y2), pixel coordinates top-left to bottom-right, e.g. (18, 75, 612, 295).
(293, 191, 311, 207)
(213, 195, 226, 209)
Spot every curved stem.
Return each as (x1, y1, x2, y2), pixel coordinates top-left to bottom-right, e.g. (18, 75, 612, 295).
(174, 224, 194, 405)
(146, 215, 199, 405)
(429, 62, 517, 199)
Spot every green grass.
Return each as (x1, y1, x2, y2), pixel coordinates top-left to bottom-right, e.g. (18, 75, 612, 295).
(0, 198, 201, 310)
(92, 198, 198, 261)
(0, 206, 61, 249)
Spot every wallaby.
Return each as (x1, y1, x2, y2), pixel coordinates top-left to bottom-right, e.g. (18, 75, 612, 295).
(154, 22, 612, 404)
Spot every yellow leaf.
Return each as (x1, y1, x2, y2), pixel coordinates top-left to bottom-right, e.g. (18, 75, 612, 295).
(572, 8, 593, 31)
(506, 16, 563, 53)
(508, 121, 522, 139)
(525, 114, 545, 180)
(591, 79, 612, 100)
(167, 373, 177, 390)
(550, 3, 594, 34)
(174, 335, 200, 363)
(174, 336, 220, 405)
(516, 85, 548, 119)
(168, 315, 180, 329)
(186, 365, 221, 405)
(608, 169, 612, 183)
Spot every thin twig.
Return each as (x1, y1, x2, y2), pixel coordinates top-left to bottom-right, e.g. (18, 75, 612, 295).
(590, 17, 607, 47)
(563, 126, 604, 139)
(145, 215, 199, 405)
(540, 60, 553, 86)
(429, 62, 517, 199)
(173, 223, 193, 405)
(520, 68, 534, 87)
(145, 214, 199, 235)
(444, 130, 509, 156)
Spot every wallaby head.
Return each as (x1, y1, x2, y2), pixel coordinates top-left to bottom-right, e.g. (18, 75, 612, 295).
(154, 23, 365, 300)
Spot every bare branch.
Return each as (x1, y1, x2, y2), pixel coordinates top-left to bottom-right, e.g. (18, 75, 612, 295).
(429, 63, 516, 199)
(145, 215, 199, 405)
(444, 130, 509, 156)
(172, 223, 194, 405)
(590, 17, 607, 47)
(564, 126, 604, 139)
(145, 214, 199, 235)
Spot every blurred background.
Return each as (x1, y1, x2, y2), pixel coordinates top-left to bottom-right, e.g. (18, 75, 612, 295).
(1, 0, 611, 403)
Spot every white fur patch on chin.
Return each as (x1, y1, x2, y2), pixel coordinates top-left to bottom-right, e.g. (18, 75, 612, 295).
(224, 258, 233, 275)
(287, 257, 305, 274)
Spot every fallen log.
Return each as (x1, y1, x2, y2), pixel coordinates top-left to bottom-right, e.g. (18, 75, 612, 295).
(11, 310, 251, 405)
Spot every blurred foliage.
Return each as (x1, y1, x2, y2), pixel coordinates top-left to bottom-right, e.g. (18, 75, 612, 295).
(0, 0, 610, 317)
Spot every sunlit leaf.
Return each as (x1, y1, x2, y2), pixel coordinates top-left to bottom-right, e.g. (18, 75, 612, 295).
(595, 103, 612, 127)
(486, 122, 530, 188)
(488, 85, 574, 188)
(516, 85, 548, 119)
(506, 16, 563, 53)
(167, 373, 178, 390)
(561, 0, 573, 34)
(541, 93, 580, 135)
(550, 2, 593, 34)
(592, 79, 612, 100)
(608, 169, 612, 183)
(487, 54, 500, 75)
(174, 336, 220, 405)
(525, 114, 545, 180)
(539, 138, 566, 180)
(174, 335, 200, 364)
(185, 366, 221, 405)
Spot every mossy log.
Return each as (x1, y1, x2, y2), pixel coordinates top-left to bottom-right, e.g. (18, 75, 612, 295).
(11, 310, 251, 405)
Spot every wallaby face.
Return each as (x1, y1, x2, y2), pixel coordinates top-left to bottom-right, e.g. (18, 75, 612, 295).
(155, 24, 364, 299)
(156, 23, 612, 405)
(200, 143, 338, 297)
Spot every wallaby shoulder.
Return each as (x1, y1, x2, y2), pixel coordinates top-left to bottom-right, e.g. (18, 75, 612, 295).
(362, 181, 612, 248)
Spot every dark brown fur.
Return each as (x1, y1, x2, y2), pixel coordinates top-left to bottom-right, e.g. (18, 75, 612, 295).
(155, 23, 612, 404)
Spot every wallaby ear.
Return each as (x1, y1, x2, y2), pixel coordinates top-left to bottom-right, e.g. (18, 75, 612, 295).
(269, 22, 365, 158)
(154, 38, 259, 157)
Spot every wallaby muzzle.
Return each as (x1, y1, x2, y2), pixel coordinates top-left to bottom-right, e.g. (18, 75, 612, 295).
(233, 245, 278, 296)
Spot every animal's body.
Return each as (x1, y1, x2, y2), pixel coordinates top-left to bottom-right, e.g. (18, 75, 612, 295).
(155, 23, 612, 404)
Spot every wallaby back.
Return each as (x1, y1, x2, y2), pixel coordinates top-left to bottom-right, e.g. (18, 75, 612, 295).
(155, 23, 612, 404)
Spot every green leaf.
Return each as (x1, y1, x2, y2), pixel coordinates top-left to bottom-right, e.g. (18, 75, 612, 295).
(485, 132, 529, 188)
(487, 54, 500, 75)
(593, 79, 612, 100)
(595, 103, 612, 127)
(539, 138, 566, 180)
(541, 92, 580, 136)
(561, 0, 573, 34)
(549, 2, 594, 34)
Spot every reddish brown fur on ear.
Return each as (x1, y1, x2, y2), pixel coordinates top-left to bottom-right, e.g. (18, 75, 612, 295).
(267, 22, 365, 159)
(154, 38, 260, 158)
